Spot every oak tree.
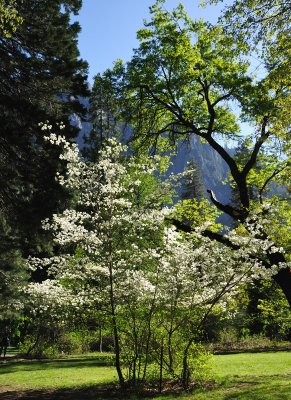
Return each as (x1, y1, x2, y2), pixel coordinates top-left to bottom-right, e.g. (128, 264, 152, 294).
(102, 1, 291, 305)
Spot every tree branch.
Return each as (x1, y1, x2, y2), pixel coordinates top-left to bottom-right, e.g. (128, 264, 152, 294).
(259, 164, 287, 204)
(169, 218, 240, 250)
(242, 116, 270, 178)
(207, 189, 246, 220)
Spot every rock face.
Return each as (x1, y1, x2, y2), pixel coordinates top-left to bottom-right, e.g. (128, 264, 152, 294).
(167, 136, 233, 226)
(73, 99, 233, 208)
(168, 135, 232, 205)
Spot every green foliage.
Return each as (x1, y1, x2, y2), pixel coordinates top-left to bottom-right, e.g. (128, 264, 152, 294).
(207, 0, 291, 47)
(173, 198, 221, 232)
(18, 335, 58, 358)
(258, 298, 291, 339)
(0, 0, 89, 260)
(252, 280, 291, 339)
(207, 0, 291, 143)
(0, 1, 89, 335)
(115, 3, 250, 149)
(181, 159, 206, 200)
(0, 214, 28, 324)
(166, 338, 213, 384)
(0, 0, 22, 38)
(210, 278, 291, 343)
(239, 137, 288, 187)
(55, 332, 83, 354)
(99, 0, 291, 308)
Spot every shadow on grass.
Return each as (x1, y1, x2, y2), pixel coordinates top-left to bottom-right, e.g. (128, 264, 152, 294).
(214, 347, 291, 355)
(0, 382, 184, 400)
(221, 376, 291, 400)
(0, 357, 114, 374)
(0, 384, 119, 400)
(1, 376, 291, 400)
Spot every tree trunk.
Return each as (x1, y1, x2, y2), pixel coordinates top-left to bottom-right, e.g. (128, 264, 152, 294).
(273, 265, 291, 308)
(181, 337, 194, 390)
(108, 256, 124, 386)
(159, 338, 164, 393)
(99, 325, 103, 353)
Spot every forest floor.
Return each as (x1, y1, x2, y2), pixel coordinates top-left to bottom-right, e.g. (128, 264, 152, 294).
(0, 350, 290, 399)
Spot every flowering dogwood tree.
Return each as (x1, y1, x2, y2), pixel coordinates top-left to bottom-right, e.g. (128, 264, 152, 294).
(26, 131, 287, 388)
(27, 132, 173, 384)
(147, 220, 285, 388)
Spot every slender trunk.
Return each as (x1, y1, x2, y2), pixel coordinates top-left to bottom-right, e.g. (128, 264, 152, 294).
(181, 285, 231, 388)
(137, 352, 142, 381)
(131, 309, 138, 384)
(108, 257, 124, 385)
(132, 355, 137, 383)
(181, 337, 194, 390)
(168, 290, 180, 375)
(142, 286, 158, 381)
(159, 338, 164, 393)
(168, 329, 174, 374)
(99, 324, 103, 353)
(112, 318, 124, 385)
(141, 325, 152, 381)
(27, 328, 41, 356)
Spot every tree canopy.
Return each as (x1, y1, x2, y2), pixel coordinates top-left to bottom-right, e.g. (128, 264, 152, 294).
(98, 1, 290, 305)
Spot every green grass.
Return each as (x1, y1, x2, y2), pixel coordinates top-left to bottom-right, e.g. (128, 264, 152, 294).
(0, 353, 116, 390)
(214, 351, 291, 376)
(5, 346, 19, 355)
(0, 350, 290, 399)
(153, 351, 291, 400)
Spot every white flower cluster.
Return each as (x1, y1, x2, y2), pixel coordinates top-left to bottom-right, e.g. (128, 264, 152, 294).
(25, 132, 288, 330)
(38, 121, 65, 131)
(25, 280, 81, 318)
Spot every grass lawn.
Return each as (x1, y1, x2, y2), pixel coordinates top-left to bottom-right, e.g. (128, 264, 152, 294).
(0, 349, 290, 399)
(162, 352, 291, 400)
(0, 352, 117, 388)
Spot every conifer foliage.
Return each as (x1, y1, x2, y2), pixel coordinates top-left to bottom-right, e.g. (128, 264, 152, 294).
(0, 0, 88, 254)
(0, 1, 88, 322)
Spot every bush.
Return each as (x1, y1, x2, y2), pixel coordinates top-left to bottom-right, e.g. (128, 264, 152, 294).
(56, 332, 82, 354)
(18, 335, 58, 358)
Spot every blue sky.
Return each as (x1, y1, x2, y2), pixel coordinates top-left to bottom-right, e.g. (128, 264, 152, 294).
(74, 0, 223, 84)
